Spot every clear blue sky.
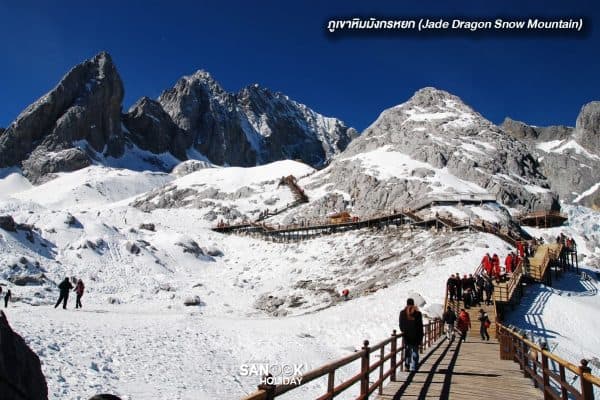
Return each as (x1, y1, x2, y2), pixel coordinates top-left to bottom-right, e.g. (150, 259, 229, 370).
(0, 0, 597, 131)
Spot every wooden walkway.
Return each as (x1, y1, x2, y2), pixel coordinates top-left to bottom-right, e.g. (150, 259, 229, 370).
(376, 336, 542, 400)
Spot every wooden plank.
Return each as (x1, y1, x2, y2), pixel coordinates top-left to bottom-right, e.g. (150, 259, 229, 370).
(376, 336, 543, 400)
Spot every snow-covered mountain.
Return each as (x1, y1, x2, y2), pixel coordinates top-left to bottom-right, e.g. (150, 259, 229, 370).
(1, 82, 599, 399)
(502, 101, 600, 209)
(277, 88, 559, 225)
(0, 52, 356, 184)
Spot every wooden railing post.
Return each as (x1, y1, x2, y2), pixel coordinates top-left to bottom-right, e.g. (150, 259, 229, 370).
(326, 370, 335, 400)
(559, 365, 568, 400)
(391, 330, 398, 381)
(579, 359, 594, 400)
(360, 340, 370, 398)
(541, 345, 550, 398)
(521, 337, 530, 378)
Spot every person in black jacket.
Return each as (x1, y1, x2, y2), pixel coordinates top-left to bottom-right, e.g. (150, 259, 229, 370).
(399, 298, 424, 372)
(478, 309, 491, 341)
(4, 289, 11, 308)
(54, 278, 73, 309)
(442, 306, 457, 340)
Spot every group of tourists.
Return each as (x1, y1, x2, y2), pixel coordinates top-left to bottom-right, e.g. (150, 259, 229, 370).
(441, 306, 491, 342)
(446, 272, 493, 308)
(399, 296, 492, 372)
(480, 247, 525, 282)
(54, 277, 85, 310)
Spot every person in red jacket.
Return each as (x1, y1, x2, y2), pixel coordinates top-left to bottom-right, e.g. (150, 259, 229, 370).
(492, 254, 501, 281)
(456, 309, 471, 342)
(74, 279, 85, 309)
(517, 241, 525, 258)
(481, 253, 492, 275)
(505, 253, 513, 274)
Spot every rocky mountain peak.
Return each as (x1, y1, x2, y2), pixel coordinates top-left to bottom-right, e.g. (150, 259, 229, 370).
(574, 101, 600, 154)
(321, 88, 558, 212)
(0, 51, 124, 182)
(408, 86, 466, 108)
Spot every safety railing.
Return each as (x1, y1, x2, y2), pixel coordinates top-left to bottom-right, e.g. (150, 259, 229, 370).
(498, 324, 599, 400)
(241, 320, 444, 400)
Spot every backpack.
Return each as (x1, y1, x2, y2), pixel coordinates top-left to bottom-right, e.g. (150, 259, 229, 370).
(484, 317, 491, 328)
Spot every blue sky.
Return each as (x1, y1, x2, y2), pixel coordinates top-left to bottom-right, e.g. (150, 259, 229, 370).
(0, 0, 597, 131)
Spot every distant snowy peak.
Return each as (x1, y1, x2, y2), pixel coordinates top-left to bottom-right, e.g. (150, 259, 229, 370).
(316, 87, 558, 213)
(501, 103, 600, 209)
(157, 70, 356, 168)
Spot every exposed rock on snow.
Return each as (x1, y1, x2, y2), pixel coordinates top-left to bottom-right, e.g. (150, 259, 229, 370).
(183, 296, 204, 306)
(138, 223, 155, 232)
(175, 238, 206, 258)
(0, 311, 48, 400)
(171, 160, 213, 177)
(0, 215, 17, 231)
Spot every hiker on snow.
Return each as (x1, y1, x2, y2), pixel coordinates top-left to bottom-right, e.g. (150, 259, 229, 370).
(456, 308, 471, 342)
(4, 289, 11, 308)
(55, 278, 74, 309)
(399, 298, 424, 372)
(74, 279, 85, 309)
(442, 306, 457, 340)
(478, 309, 491, 341)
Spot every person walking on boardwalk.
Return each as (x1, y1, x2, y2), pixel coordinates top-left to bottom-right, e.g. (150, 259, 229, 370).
(483, 278, 493, 305)
(442, 306, 457, 340)
(74, 279, 85, 309)
(446, 274, 457, 301)
(492, 253, 501, 281)
(4, 289, 11, 308)
(456, 308, 471, 342)
(399, 298, 424, 372)
(55, 278, 73, 309)
(478, 309, 491, 341)
(455, 272, 462, 302)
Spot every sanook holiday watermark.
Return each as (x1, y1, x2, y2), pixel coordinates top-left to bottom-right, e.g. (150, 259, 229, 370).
(326, 17, 584, 34)
(239, 362, 307, 385)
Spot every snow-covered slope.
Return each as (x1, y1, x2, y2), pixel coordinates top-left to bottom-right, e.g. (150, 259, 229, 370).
(1, 155, 599, 399)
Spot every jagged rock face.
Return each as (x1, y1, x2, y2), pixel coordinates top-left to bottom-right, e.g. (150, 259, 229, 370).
(0, 52, 124, 182)
(502, 107, 600, 209)
(158, 72, 356, 168)
(122, 97, 189, 160)
(574, 101, 600, 155)
(501, 117, 572, 142)
(0, 311, 48, 400)
(299, 88, 558, 216)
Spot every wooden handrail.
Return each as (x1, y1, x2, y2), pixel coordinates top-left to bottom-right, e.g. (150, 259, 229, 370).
(498, 323, 599, 400)
(240, 320, 444, 399)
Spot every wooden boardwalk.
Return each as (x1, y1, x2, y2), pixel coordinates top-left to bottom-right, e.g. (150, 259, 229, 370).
(376, 336, 542, 400)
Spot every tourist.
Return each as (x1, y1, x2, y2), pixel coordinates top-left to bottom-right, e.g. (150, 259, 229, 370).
(478, 309, 491, 341)
(54, 278, 74, 310)
(442, 306, 457, 340)
(456, 309, 471, 342)
(455, 272, 463, 301)
(74, 279, 85, 309)
(483, 278, 493, 305)
(447, 274, 457, 301)
(4, 289, 11, 308)
(399, 298, 424, 372)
